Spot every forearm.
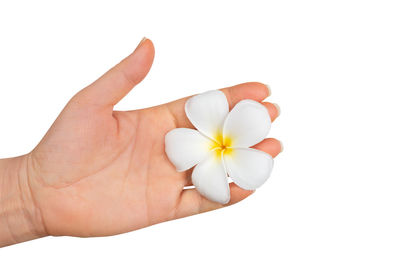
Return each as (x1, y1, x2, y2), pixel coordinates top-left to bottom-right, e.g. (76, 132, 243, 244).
(0, 156, 46, 247)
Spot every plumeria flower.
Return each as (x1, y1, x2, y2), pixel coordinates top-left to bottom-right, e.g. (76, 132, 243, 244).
(165, 90, 273, 204)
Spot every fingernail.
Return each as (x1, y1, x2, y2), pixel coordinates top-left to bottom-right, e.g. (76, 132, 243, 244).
(272, 103, 281, 117)
(139, 37, 147, 45)
(135, 37, 147, 51)
(279, 140, 284, 152)
(264, 84, 271, 96)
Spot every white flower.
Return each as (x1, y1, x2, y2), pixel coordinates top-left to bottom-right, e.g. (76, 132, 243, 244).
(165, 90, 273, 204)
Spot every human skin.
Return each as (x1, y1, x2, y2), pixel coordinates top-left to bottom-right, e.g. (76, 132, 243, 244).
(0, 38, 282, 247)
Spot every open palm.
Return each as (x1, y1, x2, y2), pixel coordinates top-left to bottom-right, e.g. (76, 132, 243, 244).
(26, 39, 282, 237)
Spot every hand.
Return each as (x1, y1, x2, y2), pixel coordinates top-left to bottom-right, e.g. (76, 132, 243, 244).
(1, 38, 282, 243)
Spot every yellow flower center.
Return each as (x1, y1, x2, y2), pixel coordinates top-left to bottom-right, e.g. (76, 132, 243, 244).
(210, 132, 234, 160)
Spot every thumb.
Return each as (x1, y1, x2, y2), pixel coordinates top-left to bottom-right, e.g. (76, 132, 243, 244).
(75, 37, 155, 107)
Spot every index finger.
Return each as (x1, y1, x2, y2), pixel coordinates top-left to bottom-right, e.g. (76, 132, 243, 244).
(165, 82, 271, 129)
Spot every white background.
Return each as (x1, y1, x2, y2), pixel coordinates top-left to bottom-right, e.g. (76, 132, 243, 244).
(1, 0, 399, 266)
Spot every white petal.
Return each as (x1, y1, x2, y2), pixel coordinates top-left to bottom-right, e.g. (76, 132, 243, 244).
(165, 128, 215, 172)
(223, 148, 273, 190)
(223, 99, 271, 148)
(185, 90, 229, 141)
(192, 153, 230, 204)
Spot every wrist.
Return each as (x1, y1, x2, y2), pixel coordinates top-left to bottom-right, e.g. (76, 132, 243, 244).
(0, 155, 47, 247)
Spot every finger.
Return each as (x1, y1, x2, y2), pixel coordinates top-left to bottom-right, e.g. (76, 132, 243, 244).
(174, 101, 280, 136)
(73, 38, 155, 108)
(252, 137, 283, 157)
(222, 82, 271, 109)
(262, 102, 281, 122)
(174, 183, 254, 219)
(166, 82, 271, 128)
